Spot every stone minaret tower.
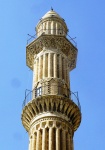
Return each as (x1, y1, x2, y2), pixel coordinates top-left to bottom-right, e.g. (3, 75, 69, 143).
(21, 9, 81, 150)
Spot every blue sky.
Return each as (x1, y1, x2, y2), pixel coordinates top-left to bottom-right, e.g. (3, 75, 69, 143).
(0, 0, 105, 149)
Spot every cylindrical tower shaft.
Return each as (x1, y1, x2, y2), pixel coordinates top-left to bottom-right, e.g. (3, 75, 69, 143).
(22, 9, 81, 150)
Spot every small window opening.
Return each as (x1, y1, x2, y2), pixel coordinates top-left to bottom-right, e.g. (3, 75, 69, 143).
(36, 87, 42, 97)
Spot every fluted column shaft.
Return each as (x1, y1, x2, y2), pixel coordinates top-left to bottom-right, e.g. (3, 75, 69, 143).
(38, 56, 42, 80)
(29, 137, 32, 150)
(35, 59, 38, 83)
(48, 22, 51, 34)
(65, 60, 68, 83)
(31, 134, 36, 150)
(53, 22, 56, 34)
(54, 53, 57, 78)
(56, 23, 58, 35)
(59, 54, 62, 79)
(67, 68, 70, 87)
(49, 128, 54, 150)
(63, 58, 66, 82)
(62, 130, 66, 150)
(42, 128, 47, 150)
(43, 54, 46, 78)
(51, 21, 54, 34)
(36, 130, 41, 150)
(48, 53, 53, 77)
(71, 136, 74, 150)
(56, 128, 60, 150)
(46, 22, 48, 34)
(67, 133, 71, 150)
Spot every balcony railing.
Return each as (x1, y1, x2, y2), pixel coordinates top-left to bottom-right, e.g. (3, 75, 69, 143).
(27, 29, 77, 47)
(22, 88, 81, 111)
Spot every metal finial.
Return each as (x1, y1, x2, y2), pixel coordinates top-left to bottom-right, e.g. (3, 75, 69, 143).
(51, 7, 53, 11)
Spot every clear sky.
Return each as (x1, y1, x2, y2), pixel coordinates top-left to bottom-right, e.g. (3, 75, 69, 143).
(0, 0, 105, 149)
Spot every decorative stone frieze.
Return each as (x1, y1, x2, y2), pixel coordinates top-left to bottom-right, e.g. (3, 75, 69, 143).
(26, 35, 77, 71)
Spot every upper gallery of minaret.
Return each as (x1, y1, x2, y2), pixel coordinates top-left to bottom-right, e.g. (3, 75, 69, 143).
(26, 9, 78, 99)
(36, 9, 68, 37)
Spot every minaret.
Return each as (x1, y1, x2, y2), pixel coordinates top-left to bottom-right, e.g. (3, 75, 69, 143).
(21, 9, 81, 150)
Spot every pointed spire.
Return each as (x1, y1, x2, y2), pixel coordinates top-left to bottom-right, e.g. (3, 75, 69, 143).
(51, 7, 53, 11)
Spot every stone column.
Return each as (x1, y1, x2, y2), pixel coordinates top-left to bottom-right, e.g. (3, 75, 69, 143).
(59, 54, 62, 79)
(62, 130, 66, 150)
(38, 56, 42, 80)
(56, 23, 58, 35)
(31, 134, 36, 150)
(51, 21, 54, 34)
(71, 136, 74, 150)
(63, 58, 66, 82)
(35, 59, 38, 83)
(49, 128, 54, 150)
(53, 21, 56, 35)
(29, 136, 32, 150)
(36, 130, 41, 150)
(46, 22, 48, 34)
(67, 67, 70, 87)
(42, 128, 46, 150)
(65, 60, 68, 83)
(43, 54, 46, 78)
(48, 53, 53, 77)
(48, 21, 51, 34)
(54, 53, 57, 78)
(56, 128, 60, 150)
(67, 133, 71, 150)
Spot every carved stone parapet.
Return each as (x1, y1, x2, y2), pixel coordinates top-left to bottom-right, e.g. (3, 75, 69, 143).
(26, 35, 77, 70)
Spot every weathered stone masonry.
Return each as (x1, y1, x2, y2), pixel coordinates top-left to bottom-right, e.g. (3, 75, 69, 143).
(21, 9, 81, 150)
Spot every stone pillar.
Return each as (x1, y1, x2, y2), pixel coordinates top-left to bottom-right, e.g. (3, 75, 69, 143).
(43, 54, 46, 78)
(69, 135, 73, 150)
(29, 136, 32, 150)
(56, 128, 60, 150)
(67, 133, 71, 150)
(53, 21, 56, 35)
(65, 60, 68, 83)
(42, 128, 46, 150)
(59, 54, 62, 79)
(49, 128, 54, 150)
(38, 56, 42, 80)
(54, 53, 57, 78)
(48, 53, 53, 77)
(35, 59, 38, 83)
(31, 134, 36, 150)
(36, 130, 41, 150)
(46, 22, 48, 34)
(71, 136, 74, 150)
(48, 21, 51, 34)
(62, 130, 66, 150)
(51, 21, 54, 34)
(56, 23, 58, 35)
(67, 67, 70, 87)
(63, 58, 66, 82)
